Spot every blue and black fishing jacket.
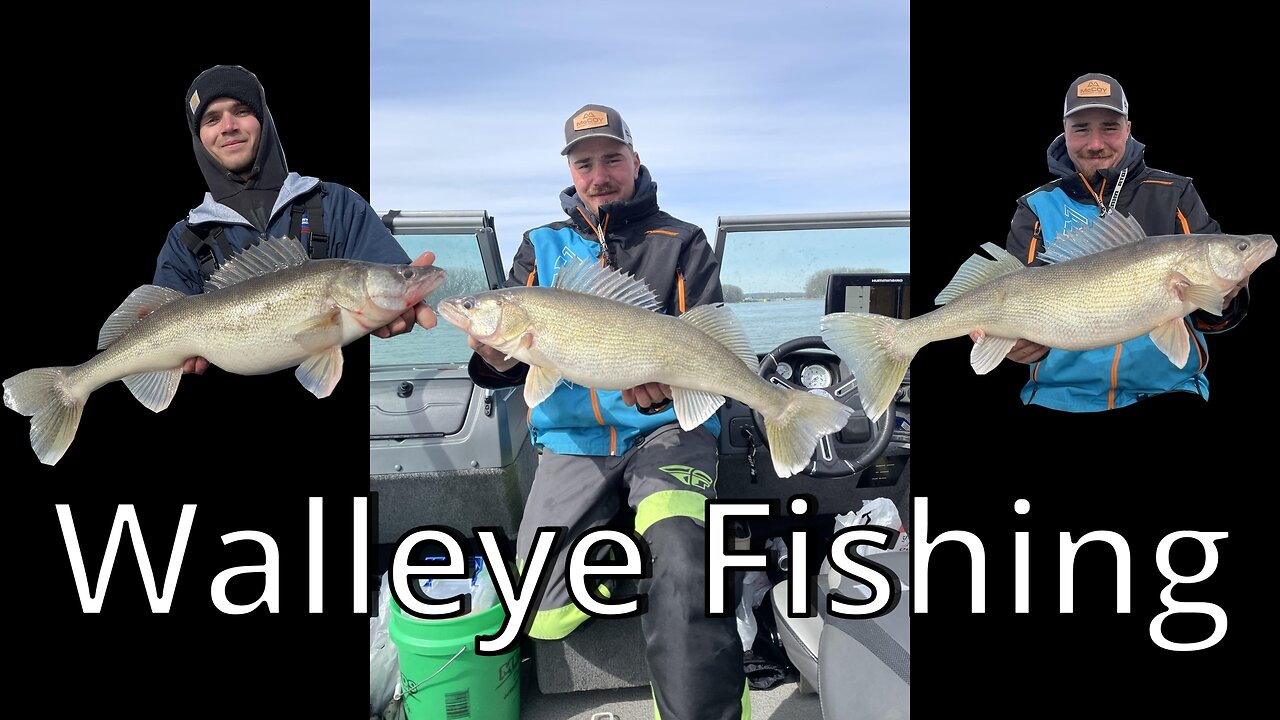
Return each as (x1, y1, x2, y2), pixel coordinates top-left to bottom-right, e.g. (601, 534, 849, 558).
(1006, 134, 1250, 412)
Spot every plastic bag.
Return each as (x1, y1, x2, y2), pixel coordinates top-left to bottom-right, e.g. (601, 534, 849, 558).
(840, 497, 909, 557)
(828, 498, 910, 597)
(419, 556, 498, 614)
(370, 572, 399, 716)
(735, 570, 773, 651)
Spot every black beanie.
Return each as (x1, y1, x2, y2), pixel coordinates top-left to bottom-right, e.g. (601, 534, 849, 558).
(185, 65, 265, 136)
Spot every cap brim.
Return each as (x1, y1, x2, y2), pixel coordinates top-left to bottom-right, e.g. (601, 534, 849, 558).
(1064, 103, 1127, 118)
(560, 132, 630, 155)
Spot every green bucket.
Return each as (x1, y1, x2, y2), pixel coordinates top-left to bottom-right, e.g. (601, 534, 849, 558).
(388, 594, 520, 720)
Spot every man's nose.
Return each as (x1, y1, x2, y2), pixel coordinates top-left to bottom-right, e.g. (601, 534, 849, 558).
(219, 115, 239, 133)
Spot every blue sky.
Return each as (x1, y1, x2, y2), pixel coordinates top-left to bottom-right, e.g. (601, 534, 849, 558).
(370, 1, 910, 282)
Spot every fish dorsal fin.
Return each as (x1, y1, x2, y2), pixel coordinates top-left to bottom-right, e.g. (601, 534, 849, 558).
(1039, 212, 1148, 264)
(553, 258, 663, 312)
(99, 285, 188, 349)
(935, 243, 1025, 305)
(679, 303, 760, 373)
(206, 235, 310, 291)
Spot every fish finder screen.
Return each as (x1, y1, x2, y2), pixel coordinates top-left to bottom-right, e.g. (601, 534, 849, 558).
(828, 273, 911, 319)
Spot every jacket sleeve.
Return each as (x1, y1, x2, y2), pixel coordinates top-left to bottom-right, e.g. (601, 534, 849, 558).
(468, 233, 537, 389)
(330, 184, 410, 264)
(503, 234, 538, 288)
(1180, 181, 1249, 333)
(1006, 197, 1045, 267)
(152, 221, 204, 295)
(678, 227, 724, 309)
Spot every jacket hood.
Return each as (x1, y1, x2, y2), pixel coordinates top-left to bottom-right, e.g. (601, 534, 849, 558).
(189, 70, 289, 231)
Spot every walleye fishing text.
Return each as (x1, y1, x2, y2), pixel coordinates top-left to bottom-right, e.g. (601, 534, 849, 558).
(52, 495, 1225, 653)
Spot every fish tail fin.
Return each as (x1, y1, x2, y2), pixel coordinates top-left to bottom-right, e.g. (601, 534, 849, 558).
(820, 312, 911, 423)
(3, 367, 84, 466)
(763, 390, 854, 478)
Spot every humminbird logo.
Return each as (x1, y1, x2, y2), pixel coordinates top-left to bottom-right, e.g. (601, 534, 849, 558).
(1077, 79, 1112, 97)
(573, 111, 609, 130)
(871, 278, 903, 283)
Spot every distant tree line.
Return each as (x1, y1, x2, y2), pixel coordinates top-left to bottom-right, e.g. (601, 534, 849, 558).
(804, 267, 894, 298)
(721, 267, 896, 302)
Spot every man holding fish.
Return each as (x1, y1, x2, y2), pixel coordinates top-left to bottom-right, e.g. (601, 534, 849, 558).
(453, 104, 757, 720)
(1002, 72, 1259, 411)
(156, 65, 440, 374)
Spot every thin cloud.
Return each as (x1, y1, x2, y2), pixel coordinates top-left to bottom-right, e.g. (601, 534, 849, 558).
(371, 0, 909, 273)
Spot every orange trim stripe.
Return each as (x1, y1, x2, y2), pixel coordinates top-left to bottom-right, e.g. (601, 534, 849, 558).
(1188, 319, 1207, 371)
(589, 389, 605, 425)
(1026, 221, 1041, 264)
(587, 389, 617, 455)
(677, 272, 687, 314)
(1108, 344, 1122, 410)
(576, 208, 599, 236)
(1176, 208, 1190, 234)
(1079, 174, 1103, 205)
(646, 229, 679, 236)
(527, 261, 538, 286)
(1141, 179, 1175, 185)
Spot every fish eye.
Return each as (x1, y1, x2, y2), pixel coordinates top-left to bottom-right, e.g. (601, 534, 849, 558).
(461, 297, 476, 310)
(401, 268, 416, 279)
(1236, 241, 1250, 252)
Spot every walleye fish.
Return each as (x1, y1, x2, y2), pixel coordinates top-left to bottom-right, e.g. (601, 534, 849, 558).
(437, 259, 853, 478)
(4, 236, 446, 465)
(822, 212, 1276, 422)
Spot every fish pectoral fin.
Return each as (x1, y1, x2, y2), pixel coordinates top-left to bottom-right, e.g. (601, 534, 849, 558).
(671, 387, 724, 431)
(122, 369, 182, 412)
(295, 346, 344, 398)
(523, 365, 562, 408)
(504, 332, 534, 361)
(1177, 282, 1226, 316)
(292, 308, 345, 352)
(970, 335, 1017, 375)
(1148, 319, 1191, 369)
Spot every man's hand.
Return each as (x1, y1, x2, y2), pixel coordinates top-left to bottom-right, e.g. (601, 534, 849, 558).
(372, 251, 440, 339)
(969, 332, 1049, 364)
(1223, 276, 1249, 307)
(621, 382, 672, 408)
(468, 335, 520, 373)
(181, 357, 209, 375)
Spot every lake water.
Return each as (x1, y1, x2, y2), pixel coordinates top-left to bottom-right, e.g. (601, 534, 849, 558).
(370, 297, 828, 368)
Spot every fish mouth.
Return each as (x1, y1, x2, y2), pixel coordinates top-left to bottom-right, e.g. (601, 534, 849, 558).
(407, 266, 448, 304)
(436, 297, 472, 331)
(368, 266, 446, 312)
(1238, 235, 1279, 275)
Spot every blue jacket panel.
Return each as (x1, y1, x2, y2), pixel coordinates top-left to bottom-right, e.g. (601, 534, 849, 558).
(154, 173, 409, 295)
(522, 224, 720, 456)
